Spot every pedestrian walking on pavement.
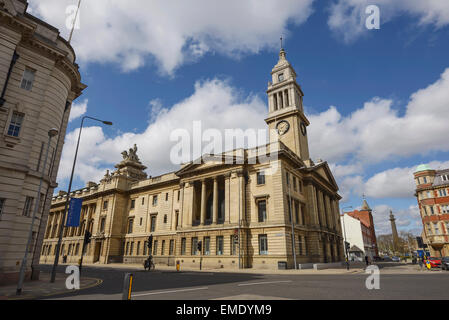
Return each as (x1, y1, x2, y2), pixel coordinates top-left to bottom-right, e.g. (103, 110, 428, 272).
(365, 255, 369, 266)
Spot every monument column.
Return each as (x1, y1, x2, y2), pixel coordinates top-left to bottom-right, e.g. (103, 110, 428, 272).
(200, 179, 207, 225)
(212, 177, 219, 224)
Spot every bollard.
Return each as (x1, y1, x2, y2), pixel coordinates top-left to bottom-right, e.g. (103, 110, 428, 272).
(176, 260, 180, 272)
(122, 273, 134, 300)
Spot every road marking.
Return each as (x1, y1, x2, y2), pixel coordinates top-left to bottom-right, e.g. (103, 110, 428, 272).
(237, 280, 292, 287)
(132, 287, 209, 297)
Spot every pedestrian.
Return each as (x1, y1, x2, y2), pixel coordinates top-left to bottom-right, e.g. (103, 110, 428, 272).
(365, 255, 369, 266)
(418, 258, 423, 270)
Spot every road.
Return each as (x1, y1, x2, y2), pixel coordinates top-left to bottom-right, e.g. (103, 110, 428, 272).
(39, 264, 449, 300)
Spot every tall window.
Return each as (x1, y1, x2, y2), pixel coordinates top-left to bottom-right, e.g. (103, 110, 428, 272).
(286, 172, 290, 186)
(192, 237, 198, 255)
(169, 239, 174, 255)
(127, 219, 134, 234)
(298, 236, 303, 255)
(439, 189, 447, 197)
(231, 235, 237, 256)
(258, 200, 267, 222)
(259, 234, 268, 255)
(130, 242, 134, 256)
(103, 200, 108, 210)
(204, 237, 210, 255)
(181, 238, 186, 255)
(177, 190, 180, 201)
(216, 236, 224, 255)
(257, 171, 265, 185)
(130, 199, 135, 209)
(161, 240, 165, 256)
(443, 205, 449, 214)
(100, 217, 106, 232)
(153, 240, 158, 255)
(20, 68, 35, 91)
(293, 177, 297, 191)
(137, 242, 141, 255)
(152, 195, 158, 206)
(430, 206, 435, 215)
(150, 215, 157, 232)
(163, 214, 168, 224)
(23, 196, 34, 217)
(423, 177, 427, 184)
(142, 197, 145, 205)
(442, 175, 449, 182)
(165, 193, 169, 201)
(0, 198, 5, 220)
(7, 112, 24, 137)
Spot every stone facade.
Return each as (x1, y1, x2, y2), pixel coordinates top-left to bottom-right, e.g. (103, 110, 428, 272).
(40, 48, 344, 270)
(0, 0, 85, 284)
(414, 165, 449, 257)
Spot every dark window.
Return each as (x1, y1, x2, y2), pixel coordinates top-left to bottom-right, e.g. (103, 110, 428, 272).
(257, 171, 265, 185)
(128, 219, 134, 234)
(130, 199, 135, 209)
(103, 200, 108, 210)
(259, 234, 268, 255)
(142, 197, 145, 205)
(100, 217, 106, 232)
(204, 237, 210, 255)
(216, 236, 224, 255)
(8, 112, 24, 137)
(23, 196, 34, 217)
(169, 240, 174, 255)
(181, 238, 186, 255)
(153, 240, 158, 255)
(258, 200, 267, 222)
(140, 217, 143, 225)
(20, 68, 35, 91)
(152, 195, 158, 206)
(137, 242, 141, 255)
(177, 191, 180, 201)
(165, 193, 169, 201)
(192, 237, 198, 255)
(0, 198, 5, 220)
(150, 215, 157, 232)
(164, 214, 168, 224)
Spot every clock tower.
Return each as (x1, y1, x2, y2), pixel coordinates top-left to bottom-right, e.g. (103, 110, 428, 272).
(265, 48, 310, 161)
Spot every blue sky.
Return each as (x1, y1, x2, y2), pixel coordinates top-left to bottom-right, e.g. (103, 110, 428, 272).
(30, 0, 449, 235)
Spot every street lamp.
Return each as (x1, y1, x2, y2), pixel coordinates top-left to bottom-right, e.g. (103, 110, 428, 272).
(16, 128, 59, 295)
(341, 206, 353, 271)
(50, 116, 112, 283)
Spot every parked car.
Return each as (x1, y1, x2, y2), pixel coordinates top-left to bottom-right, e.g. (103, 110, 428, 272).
(441, 257, 449, 271)
(383, 256, 392, 262)
(391, 256, 400, 262)
(426, 257, 442, 268)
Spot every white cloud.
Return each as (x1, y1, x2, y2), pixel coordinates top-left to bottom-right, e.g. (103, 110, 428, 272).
(29, 0, 314, 74)
(328, 0, 449, 43)
(363, 160, 449, 199)
(68, 99, 88, 122)
(57, 79, 267, 187)
(308, 68, 449, 165)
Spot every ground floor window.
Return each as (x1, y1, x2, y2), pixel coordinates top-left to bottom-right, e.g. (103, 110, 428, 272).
(169, 239, 174, 255)
(153, 240, 158, 255)
(259, 234, 268, 255)
(192, 237, 198, 255)
(204, 237, 210, 255)
(216, 236, 224, 255)
(231, 235, 237, 255)
(181, 238, 186, 255)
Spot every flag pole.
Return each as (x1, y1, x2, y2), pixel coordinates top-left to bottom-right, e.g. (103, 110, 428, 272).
(68, 0, 82, 44)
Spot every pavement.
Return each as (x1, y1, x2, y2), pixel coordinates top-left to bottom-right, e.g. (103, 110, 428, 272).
(0, 272, 101, 300)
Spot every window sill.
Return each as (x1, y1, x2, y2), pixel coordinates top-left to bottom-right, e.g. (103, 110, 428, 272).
(3, 134, 21, 146)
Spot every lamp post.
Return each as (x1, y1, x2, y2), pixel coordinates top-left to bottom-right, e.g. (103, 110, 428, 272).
(341, 206, 353, 271)
(50, 116, 112, 283)
(16, 128, 59, 295)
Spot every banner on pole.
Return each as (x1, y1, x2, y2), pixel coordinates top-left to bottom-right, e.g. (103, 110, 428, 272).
(66, 198, 83, 227)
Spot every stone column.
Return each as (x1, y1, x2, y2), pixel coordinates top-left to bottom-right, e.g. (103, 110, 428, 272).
(200, 179, 207, 225)
(213, 177, 218, 224)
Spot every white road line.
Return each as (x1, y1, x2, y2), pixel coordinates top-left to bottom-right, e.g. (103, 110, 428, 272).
(132, 287, 209, 297)
(237, 280, 292, 287)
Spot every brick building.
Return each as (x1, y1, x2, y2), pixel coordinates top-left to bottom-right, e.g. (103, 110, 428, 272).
(414, 164, 449, 257)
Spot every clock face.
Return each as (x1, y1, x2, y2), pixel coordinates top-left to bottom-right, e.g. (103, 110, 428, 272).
(300, 122, 307, 136)
(276, 120, 290, 135)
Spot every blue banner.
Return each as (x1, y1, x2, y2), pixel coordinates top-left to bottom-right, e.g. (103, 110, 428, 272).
(66, 198, 83, 227)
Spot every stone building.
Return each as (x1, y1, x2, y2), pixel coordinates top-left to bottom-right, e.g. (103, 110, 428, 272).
(40, 48, 343, 270)
(0, 0, 85, 284)
(414, 164, 449, 257)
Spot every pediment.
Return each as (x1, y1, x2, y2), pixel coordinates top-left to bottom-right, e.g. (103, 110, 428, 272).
(176, 155, 241, 176)
(311, 162, 339, 192)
